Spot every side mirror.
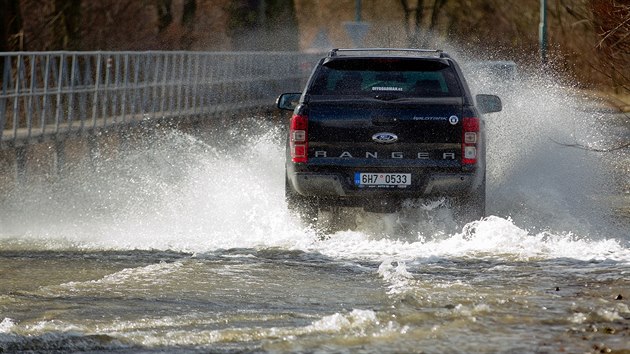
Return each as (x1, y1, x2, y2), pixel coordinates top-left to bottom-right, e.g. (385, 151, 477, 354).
(276, 93, 302, 111)
(476, 94, 502, 114)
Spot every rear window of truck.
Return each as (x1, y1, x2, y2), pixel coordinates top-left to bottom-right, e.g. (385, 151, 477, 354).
(309, 58, 462, 97)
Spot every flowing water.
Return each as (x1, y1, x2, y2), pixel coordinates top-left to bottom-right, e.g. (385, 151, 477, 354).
(0, 65, 629, 353)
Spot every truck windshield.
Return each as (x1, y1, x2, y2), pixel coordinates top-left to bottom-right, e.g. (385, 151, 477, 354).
(309, 58, 462, 97)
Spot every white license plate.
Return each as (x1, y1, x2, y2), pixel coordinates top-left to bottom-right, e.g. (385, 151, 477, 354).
(354, 173, 411, 186)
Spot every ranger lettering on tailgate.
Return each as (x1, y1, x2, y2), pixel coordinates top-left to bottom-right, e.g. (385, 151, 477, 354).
(313, 150, 457, 160)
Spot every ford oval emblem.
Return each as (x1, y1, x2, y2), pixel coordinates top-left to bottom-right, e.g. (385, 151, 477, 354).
(372, 132, 398, 144)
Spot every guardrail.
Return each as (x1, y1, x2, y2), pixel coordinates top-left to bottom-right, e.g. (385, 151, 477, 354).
(1, 51, 320, 149)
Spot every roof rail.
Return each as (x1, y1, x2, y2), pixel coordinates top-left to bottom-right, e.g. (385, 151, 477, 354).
(328, 48, 449, 58)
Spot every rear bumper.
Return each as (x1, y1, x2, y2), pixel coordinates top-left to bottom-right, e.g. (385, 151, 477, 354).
(288, 171, 477, 198)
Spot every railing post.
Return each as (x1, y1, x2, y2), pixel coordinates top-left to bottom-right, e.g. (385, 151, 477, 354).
(199, 54, 210, 116)
(26, 54, 36, 138)
(0, 56, 9, 142)
(91, 52, 102, 129)
(102, 53, 112, 127)
(160, 54, 169, 116)
(40, 54, 51, 136)
(191, 53, 200, 117)
(184, 54, 191, 116)
(67, 53, 78, 130)
(151, 53, 160, 118)
(177, 52, 185, 117)
(54, 53, 66, 134)
(141, 53, 150, 118)
(110, 54, 120, 124)
(130, 55, 140, 120)
(166, 54, 174, 115)
(78, 53, 89, 132)
(120, 53, 129, 124)
(12, 54, 22, 140)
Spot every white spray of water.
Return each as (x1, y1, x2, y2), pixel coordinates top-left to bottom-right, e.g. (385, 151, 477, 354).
(0, 318, 16, 333)
(0, 65, 628, 263)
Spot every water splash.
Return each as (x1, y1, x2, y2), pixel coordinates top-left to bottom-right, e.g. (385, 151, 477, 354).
(0, 319, 16, 333)
(0, 64, 628, 263)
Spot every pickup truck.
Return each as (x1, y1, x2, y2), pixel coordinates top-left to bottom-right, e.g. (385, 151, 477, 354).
(277, 48, 502, 227)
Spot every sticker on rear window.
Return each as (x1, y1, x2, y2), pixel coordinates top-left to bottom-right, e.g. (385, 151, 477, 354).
(372, 87, 403, 92)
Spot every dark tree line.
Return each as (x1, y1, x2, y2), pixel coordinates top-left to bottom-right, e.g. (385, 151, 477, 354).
(0, 0, 627, 94)
(0, 0, 298, 52)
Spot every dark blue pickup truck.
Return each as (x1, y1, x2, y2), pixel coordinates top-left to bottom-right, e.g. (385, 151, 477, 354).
(277, 48, 502, 226)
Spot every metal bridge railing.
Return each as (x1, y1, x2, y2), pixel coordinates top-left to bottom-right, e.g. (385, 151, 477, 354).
(0, 51, 321, 148)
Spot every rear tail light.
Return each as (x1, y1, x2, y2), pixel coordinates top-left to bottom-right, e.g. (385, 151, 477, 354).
(462, 117, 479, 164)
(290, 114, 308, 163)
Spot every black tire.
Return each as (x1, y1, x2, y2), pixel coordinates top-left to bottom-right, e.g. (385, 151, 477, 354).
(285, 176, 319, 226)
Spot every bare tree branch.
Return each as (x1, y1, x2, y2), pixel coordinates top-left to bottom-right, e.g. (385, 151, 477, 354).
(597, 14, 630, 49)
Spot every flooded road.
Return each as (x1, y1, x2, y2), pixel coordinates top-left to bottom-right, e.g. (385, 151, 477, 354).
(0, 243, 628, 353)
(1, 69, 629, 353)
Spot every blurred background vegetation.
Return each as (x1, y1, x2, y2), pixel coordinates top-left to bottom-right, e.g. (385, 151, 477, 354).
(0, 0, 628, 95)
